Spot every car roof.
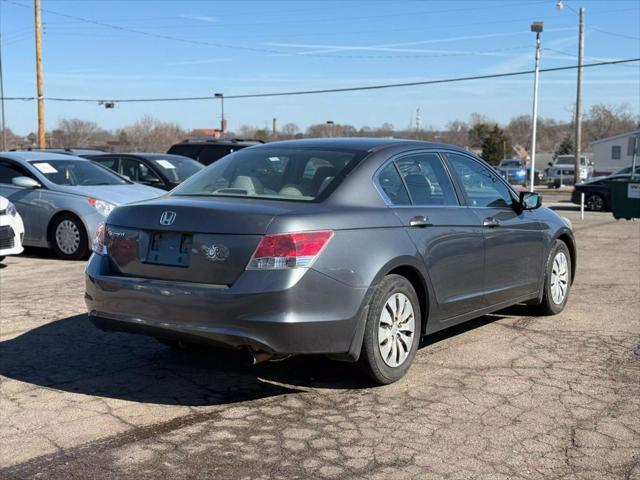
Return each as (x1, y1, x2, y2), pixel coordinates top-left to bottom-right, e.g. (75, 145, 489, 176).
(0, 151, 86, 162)
(172, 138, 263, 147)
(246, 137, 470, 154)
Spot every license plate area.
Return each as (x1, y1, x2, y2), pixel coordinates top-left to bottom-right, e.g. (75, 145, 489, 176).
(145, 232, 192, 267)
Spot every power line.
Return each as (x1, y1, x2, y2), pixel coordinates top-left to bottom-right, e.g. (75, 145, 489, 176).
(589, 26, 640, 41)
(2, 58, 638, 104)
(0, 0, 556, 59)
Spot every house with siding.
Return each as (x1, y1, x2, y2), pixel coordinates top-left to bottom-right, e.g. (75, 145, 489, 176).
(590, 130, 640, 175)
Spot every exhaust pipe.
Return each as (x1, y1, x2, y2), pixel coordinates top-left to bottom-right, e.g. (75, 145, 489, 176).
(249, 349, 274, 365)
(246, 348, 292, 365)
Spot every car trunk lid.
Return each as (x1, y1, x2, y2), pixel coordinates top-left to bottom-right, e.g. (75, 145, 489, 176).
(104, 196, 288, 285)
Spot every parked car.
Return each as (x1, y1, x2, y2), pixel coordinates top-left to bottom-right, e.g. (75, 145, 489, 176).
(167, 138, 264, 166)
(0, 152, 164, 259)
(86, 153, 204, 191)
(0, 195, 25, 261)
(546, 155, 593, 188)
(86, 138, 575, 385)
(571, 165, 640, 211)
(497, 158, 527, 186)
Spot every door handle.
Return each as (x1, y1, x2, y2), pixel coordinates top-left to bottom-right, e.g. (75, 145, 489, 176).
(409, 215, 432, 228)
(483, 217, 500, 228)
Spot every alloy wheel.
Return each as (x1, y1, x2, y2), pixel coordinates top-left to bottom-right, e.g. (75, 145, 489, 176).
(55, 220, 81, 255)
(586, 194, 604, 211)
(378, 293, 415, 367)
(550, 251, 569, 305)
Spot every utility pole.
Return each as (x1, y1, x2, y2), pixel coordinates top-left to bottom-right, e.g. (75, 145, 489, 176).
(272, 118, 277, 138)
(574, 7, 585, 183)
(0, 30, 6, 151)
(34, 0, 45, 148)
(529, 21, 543, 193)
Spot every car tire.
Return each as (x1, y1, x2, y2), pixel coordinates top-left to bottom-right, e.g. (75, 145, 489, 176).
(359, 274, 422, 385)
(585, 193, 605, 211)
(51, 213, 89, 260)
(535, 240, 572, 315)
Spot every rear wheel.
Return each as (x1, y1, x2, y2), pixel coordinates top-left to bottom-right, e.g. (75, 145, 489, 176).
(359, 274, 421, 385)
(51, 213, 89, 260)
(585, 193, 605, 211)
(536, 240, 572, 315)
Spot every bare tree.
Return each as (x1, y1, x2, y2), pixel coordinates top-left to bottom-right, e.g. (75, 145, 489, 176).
(118, 116, 186, 152)
(582, 104, 638, 146)
(49, 118, 102, 148)
(280, 122, 300, 139)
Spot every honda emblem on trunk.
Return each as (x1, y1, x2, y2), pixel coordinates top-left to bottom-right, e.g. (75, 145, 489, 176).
(159, 211, 177, 226)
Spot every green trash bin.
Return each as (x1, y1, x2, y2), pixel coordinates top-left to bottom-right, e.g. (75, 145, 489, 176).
(610, 180, 640, 220)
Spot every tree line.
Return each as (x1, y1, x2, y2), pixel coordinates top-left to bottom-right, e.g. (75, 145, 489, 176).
(2, 104, 637, 165)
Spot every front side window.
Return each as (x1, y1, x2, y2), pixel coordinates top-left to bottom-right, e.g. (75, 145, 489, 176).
(0, 161, 31, 184)
(172, 148, 363, 201)
(612, 145, 621, 160)
(28, 159, 128, 186)
(445, 153, 514, 208)
(395, 153, 458, 206)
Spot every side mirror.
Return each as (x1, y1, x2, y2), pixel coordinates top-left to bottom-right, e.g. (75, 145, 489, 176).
(519, 191, 542, 210)
(548, 162, 554, 167)
(140, 174, 161, 185)
(12, 176, 41, 189)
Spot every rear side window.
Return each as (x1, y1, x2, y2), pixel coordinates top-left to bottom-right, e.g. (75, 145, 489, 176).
(395, 153, 458, 206)
(94, 157, 118, 170)
(198, 146, 245, 166)
(377, 163, 411, 205)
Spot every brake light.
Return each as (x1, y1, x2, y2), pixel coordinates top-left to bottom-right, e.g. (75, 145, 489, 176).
(92, 223, 108, 255)
(247, 230, 334, 270)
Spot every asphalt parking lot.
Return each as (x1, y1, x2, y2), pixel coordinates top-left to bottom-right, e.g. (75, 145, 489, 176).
(1, 197, 639, 479)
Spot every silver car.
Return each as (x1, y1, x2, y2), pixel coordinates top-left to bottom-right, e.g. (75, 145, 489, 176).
(0, 152, 164, 259)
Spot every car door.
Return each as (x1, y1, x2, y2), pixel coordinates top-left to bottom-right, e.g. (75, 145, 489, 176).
(376, 151, 486, 322)
(0, 159, 45, 244)
(444, 152, 544, 306)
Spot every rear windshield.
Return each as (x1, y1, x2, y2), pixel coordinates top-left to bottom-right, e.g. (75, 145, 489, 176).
(146, 154, 203, 182)
(171, 147, 364, 201)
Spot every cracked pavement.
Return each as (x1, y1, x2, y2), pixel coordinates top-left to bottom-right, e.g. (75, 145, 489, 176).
(0, 207, 638, 479)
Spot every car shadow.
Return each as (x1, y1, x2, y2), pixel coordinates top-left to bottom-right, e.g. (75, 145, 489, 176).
(21, 247, 64, 259)
(0, 308, 528, 405)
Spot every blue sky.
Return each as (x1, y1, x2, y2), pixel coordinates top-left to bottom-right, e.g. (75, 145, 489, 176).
(2, 0, 639, 135)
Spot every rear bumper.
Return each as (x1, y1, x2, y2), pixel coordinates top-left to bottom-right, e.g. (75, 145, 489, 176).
(85, 254, 369, 357)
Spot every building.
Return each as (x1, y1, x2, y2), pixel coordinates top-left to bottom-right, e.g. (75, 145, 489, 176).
(590, 130, 640, 175)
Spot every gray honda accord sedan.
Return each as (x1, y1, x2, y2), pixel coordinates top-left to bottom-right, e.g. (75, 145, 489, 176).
(85, 138, 575, 384)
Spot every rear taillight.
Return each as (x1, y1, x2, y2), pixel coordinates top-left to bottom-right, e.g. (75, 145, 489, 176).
(247, 230, 334, 270)
(92, 223, 108, 255)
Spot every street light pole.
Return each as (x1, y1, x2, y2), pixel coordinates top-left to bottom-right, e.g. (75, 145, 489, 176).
(574, 7, 585, 183)
(529, 21, 543, 193)
(214, 93, 225, 134)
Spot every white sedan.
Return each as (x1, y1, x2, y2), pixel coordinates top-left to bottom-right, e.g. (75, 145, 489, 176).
(0, 195, 25, 261)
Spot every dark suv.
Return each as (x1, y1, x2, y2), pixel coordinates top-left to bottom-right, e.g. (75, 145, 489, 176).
(167, 139, 263, 166)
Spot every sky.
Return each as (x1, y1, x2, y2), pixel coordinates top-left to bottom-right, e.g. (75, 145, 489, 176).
(1, 0, 639, 136)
